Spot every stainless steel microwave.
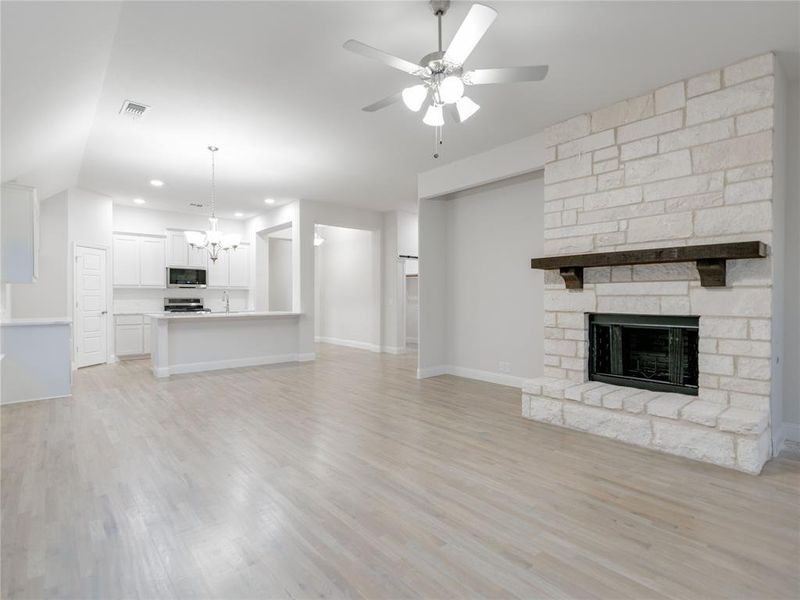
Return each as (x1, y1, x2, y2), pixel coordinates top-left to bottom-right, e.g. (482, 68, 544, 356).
(167, 267, 207, 288)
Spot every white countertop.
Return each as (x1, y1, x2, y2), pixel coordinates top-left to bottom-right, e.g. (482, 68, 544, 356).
(0, 318, 72, 327)
(146, 311, 301, 320)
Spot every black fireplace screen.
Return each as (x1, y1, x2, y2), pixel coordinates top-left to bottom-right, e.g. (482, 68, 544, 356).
(589, 314, 699, 395)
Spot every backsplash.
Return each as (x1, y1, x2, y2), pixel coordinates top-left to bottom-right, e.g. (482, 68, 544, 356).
(113, 288, 249, 314)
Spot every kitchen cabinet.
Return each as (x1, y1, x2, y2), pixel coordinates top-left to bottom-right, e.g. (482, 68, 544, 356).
(1, 183, 39, 283)
(206, 244, 249, 288)
(115, 314, 150, 357)
(113, 233, 166, 288)
(167, 230, 207, 267)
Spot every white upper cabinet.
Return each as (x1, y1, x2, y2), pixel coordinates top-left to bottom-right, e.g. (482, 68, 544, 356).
(113, 233, 166, 288)
(139, 237, 166, 287)
(205, 244, 249, 288)
(113, 235, 140, 286)
(1, 183, 39, 283)
(207, 249, 230, 288)
(167, 230, 208, 268)
(228, 245, 250, 288)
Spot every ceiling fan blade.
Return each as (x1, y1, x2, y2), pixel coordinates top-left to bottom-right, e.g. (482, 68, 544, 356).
(465, 65, 549, 85)
(443, 4, 498, 66)
(362, 91, 403, 112)
(444, 104, 462, 124)
(344, 39, 423, 75)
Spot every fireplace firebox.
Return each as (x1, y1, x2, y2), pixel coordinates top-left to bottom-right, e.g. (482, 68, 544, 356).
(588, 314, 699, 395)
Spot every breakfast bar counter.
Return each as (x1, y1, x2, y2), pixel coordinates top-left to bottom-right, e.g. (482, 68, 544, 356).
(147, 311, 309, 377)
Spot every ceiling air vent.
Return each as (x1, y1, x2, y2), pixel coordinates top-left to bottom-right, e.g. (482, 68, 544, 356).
(119, 100, 150, 119)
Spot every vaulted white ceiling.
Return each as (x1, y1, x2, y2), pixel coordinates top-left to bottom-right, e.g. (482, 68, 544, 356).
(2, 1, 798, 215)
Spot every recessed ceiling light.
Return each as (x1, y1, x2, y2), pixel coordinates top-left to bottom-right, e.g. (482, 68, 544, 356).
(150, 179, 164, 187)
(133, 198, 146, 204)
(235, 212, 244, 217)
(264, 198, 275, 204)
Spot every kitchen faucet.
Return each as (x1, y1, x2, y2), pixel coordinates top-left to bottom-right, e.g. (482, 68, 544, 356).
(223, 290, 230, 314)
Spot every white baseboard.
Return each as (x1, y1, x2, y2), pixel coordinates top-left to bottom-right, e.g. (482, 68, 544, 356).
(416, 364, 528, 388)
(381, 345, 405, 355)
(154, 353, 306, 378)
(316, 336, 382, 353)
(297, 352, 316, 362)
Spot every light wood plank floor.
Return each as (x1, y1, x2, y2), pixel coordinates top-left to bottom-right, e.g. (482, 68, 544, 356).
(2, 344, 799, 599)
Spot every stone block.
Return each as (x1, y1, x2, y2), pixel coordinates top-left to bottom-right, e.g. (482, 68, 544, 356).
(723, 178, 772, 205)
(563, 210, 578, 226)
(693, 130, 773, 173)
(692, 287, 771, 319)
(545, 153, 593, 184)
(658, 119, 734, 153)
(643, 172, 724, 201)
(543, 366, 567, 379)
(718, 407, 768, 434)
(694, 202, 771, 237)
(699, 388, 728, 404)
(698, 338, 718, 354)
(620, 137, 658, 161)
(545, 199, 564, 213)
(542, 378, 579, 400)
(655, 82, 686, 114)
(717, 340, 771, 358)
(623, 390, 659, 414)
(559, 356, 585, 371)
(527, 396, 564, 425)
(544, 236, 595, 255)
(626, 212, 693, 243)
(647, 394, 692, 419)
(596, 232, 626, 247)
(564, 381, 605, 402)
(521, 377, 560, 395)
(680, 400, 725, 427)
(612, 266, 632, 281)
(578, 200, 663, 226)
(660, 296, 691, 314)
(736, 357, 771, 381)
(591, 93, 654, 132)
(736, 108, 774, 135)
(545, 176, 597, 201)
(728, 392, 770, 411)
(719, 377, 771, 396)
(594, 159, 619, 174)
(602, 387, 642, 410)
(544, 145, 556, 163)
(563, 403, 652, 447)
(665, 192, 724, 213)
(700, 317, 748, 339)
(594, 146, 619, 162)
(582, 186, 643, 211)
(699, 353, 735, 376)
(686, 76, 774, 125)
(597, 295, 660, 314)
(544, 221, 619, 240)
(652, 421, 735, 467)
(595, 281, 688, 296)
(584, 267, 611, 284)
(597, 170, 625, 191)
(558, 129, 615, 159)
(625, 150, 692, 185)
(687, 70, 721, 98)
(618, 110, 684, 145)
(583, 384, 616, 407)
(736, 429, 771, 474)
(556, 312, 587, 329)
(543, 339, 578, 358)
(748, 319, 771, 341)
(724, 53, 773, 87)
(545, 114, 591, 147)
(726, 162, 772, 183)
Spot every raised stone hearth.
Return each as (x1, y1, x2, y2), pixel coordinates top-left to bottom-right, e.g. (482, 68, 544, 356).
(524, 53, 780, 474)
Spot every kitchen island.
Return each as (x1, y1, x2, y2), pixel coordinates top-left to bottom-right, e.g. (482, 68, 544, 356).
(147, 311, 309, 377)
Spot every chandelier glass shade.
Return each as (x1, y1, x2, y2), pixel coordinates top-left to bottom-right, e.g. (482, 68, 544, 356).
(185, 146, 241, 262)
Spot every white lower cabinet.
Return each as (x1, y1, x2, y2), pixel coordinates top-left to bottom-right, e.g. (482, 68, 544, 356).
(115, 314, 150, 357)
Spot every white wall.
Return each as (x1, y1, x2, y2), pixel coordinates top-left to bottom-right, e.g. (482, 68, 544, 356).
(783, 77, 800, 442)
(315, 225, 381, 351)
(268, 238, 292, 312)
(9, 191, 69, 318)
(417, 132, 546, 386)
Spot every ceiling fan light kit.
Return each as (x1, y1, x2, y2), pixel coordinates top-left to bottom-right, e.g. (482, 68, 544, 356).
(344, 0, 549, 156)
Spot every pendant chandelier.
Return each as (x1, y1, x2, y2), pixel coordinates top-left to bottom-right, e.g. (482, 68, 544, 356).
(184, 146, 241, 262)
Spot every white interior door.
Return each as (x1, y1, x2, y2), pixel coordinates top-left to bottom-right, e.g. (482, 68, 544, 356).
(75, 245, 107, 368)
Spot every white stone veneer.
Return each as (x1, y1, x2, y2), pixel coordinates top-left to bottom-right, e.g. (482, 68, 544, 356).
(525, 53, 777, 474)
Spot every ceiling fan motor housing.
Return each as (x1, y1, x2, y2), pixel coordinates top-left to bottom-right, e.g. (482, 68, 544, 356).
(429, 0, 451, 16)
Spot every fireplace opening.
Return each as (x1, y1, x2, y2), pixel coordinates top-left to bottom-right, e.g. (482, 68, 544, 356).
(589, 314, 699, 395)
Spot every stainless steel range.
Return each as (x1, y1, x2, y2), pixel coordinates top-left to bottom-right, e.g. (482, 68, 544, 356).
(163, 298, 210, 313)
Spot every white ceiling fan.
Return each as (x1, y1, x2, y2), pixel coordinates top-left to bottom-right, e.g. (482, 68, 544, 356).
(344, 1, 548, 130)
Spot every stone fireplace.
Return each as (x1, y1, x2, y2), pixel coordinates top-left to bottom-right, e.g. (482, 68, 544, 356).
(522, 53, 780, 474)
